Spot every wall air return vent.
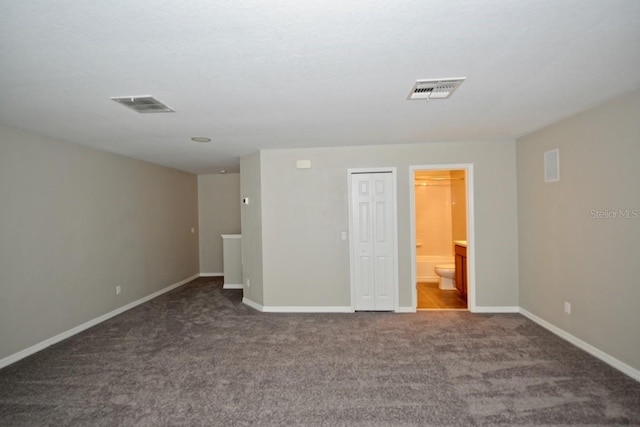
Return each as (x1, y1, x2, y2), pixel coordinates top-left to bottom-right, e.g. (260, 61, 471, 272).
(407, 78, 466, 100)
(110, 95, 175, 113)
(544, 149, 560, 182)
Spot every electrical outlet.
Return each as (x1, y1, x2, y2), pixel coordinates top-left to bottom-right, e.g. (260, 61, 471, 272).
(245, 278, 250, 288)
(116, 285, 121, 295)
(564, 301, 571, 314)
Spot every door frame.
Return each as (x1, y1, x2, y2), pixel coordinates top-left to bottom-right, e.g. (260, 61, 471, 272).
(347, 167, 400, 312)
(409, 163, 477, 311)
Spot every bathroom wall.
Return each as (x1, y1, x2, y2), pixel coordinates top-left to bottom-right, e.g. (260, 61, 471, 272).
(414, 171, 453, 257)
(414, 169, 467, 258)
(450, 169, 467, 242)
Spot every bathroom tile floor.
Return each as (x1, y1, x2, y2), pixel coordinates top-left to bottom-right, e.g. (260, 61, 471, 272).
(417, 281, 467, 310)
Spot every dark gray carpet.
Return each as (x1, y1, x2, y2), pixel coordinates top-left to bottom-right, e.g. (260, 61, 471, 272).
(1, 277, 639, 426)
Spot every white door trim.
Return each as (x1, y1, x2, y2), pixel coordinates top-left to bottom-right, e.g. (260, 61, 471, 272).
(409, 164, 477, 312)
(348, 167, 400, 312)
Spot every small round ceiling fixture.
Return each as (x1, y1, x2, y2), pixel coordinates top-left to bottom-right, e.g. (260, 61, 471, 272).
(191, 136, 211, 143)
(219, 170, 227, 174)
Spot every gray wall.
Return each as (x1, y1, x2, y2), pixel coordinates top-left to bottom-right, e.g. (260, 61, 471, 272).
(198, 173, 241, 274)
(517, 90, 640, 370)
(0, 125, 199, 360)
(244, 140, 519, 309)
(240, 152, 264, 306)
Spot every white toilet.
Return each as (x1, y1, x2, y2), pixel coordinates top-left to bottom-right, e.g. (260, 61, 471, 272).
(434, 264, 456, 290)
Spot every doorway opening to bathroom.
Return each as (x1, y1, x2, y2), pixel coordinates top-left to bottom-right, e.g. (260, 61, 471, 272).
(410, 165, 474, 311)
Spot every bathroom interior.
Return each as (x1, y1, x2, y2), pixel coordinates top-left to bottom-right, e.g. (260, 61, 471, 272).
(414, 169, 468, 310)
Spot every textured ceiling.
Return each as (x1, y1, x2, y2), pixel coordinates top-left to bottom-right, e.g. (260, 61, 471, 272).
(1, 0, 639, 174)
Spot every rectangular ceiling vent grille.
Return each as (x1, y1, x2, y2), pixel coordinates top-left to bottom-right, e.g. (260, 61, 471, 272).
(407, 78, 466, 100)
(110, 95, 175, 113)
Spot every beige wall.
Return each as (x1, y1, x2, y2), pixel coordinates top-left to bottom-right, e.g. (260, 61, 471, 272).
(198, 174, 241, 274)
(517, 90, 640, 370)
(240, 152, 264, 306)
(0, 125, 199, 360)
(247, 140, 518, 309)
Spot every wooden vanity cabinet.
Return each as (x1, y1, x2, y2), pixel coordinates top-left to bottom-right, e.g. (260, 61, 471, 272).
(454, 244, 467, 297)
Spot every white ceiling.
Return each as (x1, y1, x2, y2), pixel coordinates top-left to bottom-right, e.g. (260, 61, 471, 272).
(1, 0, 639, 174)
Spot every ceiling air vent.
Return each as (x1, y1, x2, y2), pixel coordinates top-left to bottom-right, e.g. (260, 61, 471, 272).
(110, 95, 175, 113)
(407, 78, 466, 100)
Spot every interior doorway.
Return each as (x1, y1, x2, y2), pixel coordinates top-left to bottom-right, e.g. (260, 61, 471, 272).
(410, 164, 475, 311)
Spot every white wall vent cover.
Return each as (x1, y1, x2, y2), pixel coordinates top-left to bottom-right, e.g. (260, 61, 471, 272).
(110, 95, 175, 113)
(544, 149, 560, 182)
(407, 78, 466, 100)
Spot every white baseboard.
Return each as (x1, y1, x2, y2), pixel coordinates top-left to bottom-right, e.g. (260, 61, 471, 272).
(241, 298, 353, 313)
(519, 308, 640, 382)
(200, 272, 223, 277)
(242, 297, 264, 312)
(262, 306, 354, 313)
(0, 274, 199, 370)
(223, 283, 243, 290)
(472, 306, 520, 313)
(395, 306, 417, 313)
(417, 275, 438, 282)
